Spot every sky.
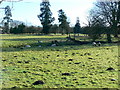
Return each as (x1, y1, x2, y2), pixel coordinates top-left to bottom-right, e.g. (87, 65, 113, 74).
(0, 0, 96, 27)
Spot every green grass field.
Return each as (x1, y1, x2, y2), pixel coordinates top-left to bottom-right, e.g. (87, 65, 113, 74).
(0, 34, 119, 88)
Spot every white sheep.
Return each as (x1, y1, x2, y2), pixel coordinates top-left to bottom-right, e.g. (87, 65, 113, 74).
(25, 45, 31, 47)
(38, 40, 43, 43)
(98, 42, 101, 46)
(92, 42, 97, 46)
(38, 45, 42, 47)
(51, 44, 56, 47)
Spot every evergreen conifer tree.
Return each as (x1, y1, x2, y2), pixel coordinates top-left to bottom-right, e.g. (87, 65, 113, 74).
(38, 0, 54, 34)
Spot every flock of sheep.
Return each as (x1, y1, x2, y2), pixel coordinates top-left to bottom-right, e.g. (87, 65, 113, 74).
(92, 42, 101, 46)
(24, 40, 101, 48)
(24, 40, 59, 48)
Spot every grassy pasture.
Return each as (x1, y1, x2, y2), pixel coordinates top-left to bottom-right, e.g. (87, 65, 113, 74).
(0, 34, 119, 88)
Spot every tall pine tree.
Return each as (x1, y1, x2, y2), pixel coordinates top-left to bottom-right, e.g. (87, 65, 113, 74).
(74, 17, 81, 37)
(58, 9, 70, 35)
(38, 0, 54, 34)
(3, 6, 12, 34)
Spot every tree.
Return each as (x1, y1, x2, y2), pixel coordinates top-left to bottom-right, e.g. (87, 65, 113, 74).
(74, 17, 81, 38)
(50, 24, 59, 34)
(118, 1, 120, 23)
(117, 1, 120, 34)
(10, 23, 25, 34)
(0, 0, 4, 4)
(38, 0, 54, 34)
(87, 10, 107, 41)
(19, 26, 42, 34)
(17, 23, 25, 33)
(89, 1, 120, 42)
(2, 6, 12, 34)
(58, 9, 70, 35)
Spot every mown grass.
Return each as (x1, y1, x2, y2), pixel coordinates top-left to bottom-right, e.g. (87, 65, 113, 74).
(1, 34, 119, 88)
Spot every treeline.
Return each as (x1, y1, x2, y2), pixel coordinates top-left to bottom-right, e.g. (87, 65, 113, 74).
(10, 24, 42, 34)
(10, 23, 74, 34)
(37, 0, 120, 43)
(2, 0, 120, 43)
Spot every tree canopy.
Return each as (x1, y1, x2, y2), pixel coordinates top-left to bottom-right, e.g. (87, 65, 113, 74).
(38, 0, 54, 34)
(58, 9, 70, 34)
(74, 17, 81, 34)
(88, 1, 120, 42)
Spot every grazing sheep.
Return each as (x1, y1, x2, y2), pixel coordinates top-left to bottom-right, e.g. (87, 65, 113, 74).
(25, 45, 31, 47)
(38, 40, 43, 43)
(51, 44, 56, 47)
(51, 40, 59, 46)
(38, 45, 42, 47)
(98, 42, 101, 46)
(92, 42, 97, 46)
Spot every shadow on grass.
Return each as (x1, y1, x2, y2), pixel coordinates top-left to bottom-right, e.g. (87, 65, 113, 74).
(2, 35, 119, 52)
(2, 41, 119, 52)
(2, 37, 65, 41)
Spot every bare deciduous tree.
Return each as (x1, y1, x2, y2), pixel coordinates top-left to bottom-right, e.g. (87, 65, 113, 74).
(89, 1, 120, 42)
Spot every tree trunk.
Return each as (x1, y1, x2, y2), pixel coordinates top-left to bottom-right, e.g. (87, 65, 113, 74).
(68, 33, 71, 38)
(7, 29, 10, 34)
(74, 33, 76, 40)
(107, 34, 112, 43)
(61, 28, 64, 35)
